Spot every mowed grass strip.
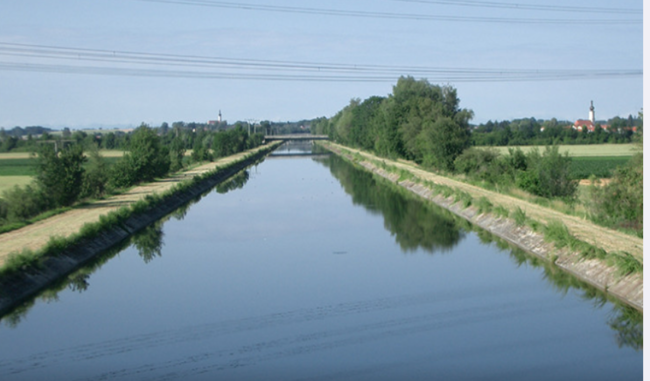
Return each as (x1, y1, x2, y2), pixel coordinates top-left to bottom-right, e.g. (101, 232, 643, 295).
(491, 144, 637, 157)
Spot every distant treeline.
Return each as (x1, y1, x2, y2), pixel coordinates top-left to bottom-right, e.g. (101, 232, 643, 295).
(0, 124, 265, 231)
(0, 119, 310, 154)
(471, 116, 641, 146)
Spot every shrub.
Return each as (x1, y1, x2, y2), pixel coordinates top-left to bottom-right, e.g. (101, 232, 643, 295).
(453, 147, 501, 182)
(2, 184, 51, 222)
(516, 146, 577, 199)
(590, 153, 643, 232)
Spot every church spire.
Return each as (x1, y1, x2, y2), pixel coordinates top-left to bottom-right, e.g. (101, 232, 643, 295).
(589, 101, 595, 124)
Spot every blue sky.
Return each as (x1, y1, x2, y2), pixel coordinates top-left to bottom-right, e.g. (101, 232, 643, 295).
(0, 0, 643, 129)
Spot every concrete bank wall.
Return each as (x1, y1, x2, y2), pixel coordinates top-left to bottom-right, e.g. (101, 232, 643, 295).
(0, 146, 276, 316)
(331, 146, 643, 312)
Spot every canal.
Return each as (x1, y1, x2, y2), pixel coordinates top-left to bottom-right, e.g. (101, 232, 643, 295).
(0, 142, 642, 380)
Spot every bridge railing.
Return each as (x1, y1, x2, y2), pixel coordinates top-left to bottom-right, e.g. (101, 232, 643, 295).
(264, 134, 329, 141)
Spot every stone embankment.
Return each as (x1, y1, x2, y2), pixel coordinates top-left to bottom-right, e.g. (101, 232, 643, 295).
(0, 143, 280, 316)
(325, 142, 643, 312)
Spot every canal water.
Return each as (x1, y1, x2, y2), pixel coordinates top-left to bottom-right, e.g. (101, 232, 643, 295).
(0, 142, 642, 380)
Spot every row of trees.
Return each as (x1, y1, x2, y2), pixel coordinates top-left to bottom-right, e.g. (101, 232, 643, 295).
(0, 118, 310, 154)
(312, 76, 474, 171)
(0, 124, 265, 228)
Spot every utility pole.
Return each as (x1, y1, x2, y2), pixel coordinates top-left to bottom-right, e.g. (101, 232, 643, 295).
(245, 119, 258, 136)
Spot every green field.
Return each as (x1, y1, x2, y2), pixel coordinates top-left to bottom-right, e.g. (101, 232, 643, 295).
(492, 144, 638, 157)
(0, 176, 33, 195)
(489, 144, 637, 179)
(0, 158, 37, 176)
(569, 156, 630, 179)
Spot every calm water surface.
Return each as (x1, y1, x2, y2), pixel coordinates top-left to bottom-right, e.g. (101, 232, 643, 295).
(0, 143, 642, 380)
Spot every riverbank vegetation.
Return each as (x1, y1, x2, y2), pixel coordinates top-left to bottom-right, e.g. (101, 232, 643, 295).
(0, 124, 265, 232)
(327, 143, 642, 281)
(312, 76, 642, 237)
(313, 149, 641, 346)
(0, 145, 273, 280)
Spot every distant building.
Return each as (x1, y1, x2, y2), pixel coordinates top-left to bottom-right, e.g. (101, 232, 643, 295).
(573, 101, 608, 132)
(208, 110, 223, 126)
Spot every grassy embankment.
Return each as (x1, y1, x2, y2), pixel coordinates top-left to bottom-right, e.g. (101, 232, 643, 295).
(0, 143, 280, 275)
(323, 142, 642, 277)
(449, 144, 638, 236)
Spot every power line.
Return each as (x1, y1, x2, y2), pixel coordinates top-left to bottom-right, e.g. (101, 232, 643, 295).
(393, 0, 641, 15)
(0, 42, 641, 83)
(138, 0, 642, 25)
(0, 61, 640, 83)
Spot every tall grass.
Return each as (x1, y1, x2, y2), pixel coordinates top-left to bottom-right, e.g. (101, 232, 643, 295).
(512, 207, 527, 226)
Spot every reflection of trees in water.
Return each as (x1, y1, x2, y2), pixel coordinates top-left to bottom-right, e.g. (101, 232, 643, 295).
(132, 222, 165, 264)
(1, 223, 167, 327)
(173, 169, 252, 221)
(319, 153, 642, 351)
(479, 231, 643, 351)
(216, 171, 250, 194)
(609, 306, 643, 351)
(317, 155, 463, 254)
(1, 166, 259, 327)
(0, 237, 133, 328)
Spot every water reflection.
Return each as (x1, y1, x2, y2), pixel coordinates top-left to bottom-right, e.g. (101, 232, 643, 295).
(0, 148, 642, 356)
(133, 222, 165, 264)
(0, 237, 133, 328)
(216, 170, 250, 194)
(317, 152, 642, 351)
(269, 141, 332, 158)
(466, 215, 642, 351)
(316, 154, 463, 254)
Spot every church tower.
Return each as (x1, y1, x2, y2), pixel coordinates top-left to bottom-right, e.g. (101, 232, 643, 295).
(589, 101, 595, 124)
(218, 110, 222, 123)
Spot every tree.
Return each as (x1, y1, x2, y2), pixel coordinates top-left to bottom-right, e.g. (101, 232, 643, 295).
(160, 122, 170, 135)
(387, 77, 472, 170)
(35, 142, 86, 207)
(110, 124, 170, 188)
(81, 143, 109, 199)
(103, 132, 116, 149)
(169, 135, 186, 172)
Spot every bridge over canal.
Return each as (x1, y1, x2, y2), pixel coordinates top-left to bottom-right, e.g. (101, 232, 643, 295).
(264, 134, 328, 142)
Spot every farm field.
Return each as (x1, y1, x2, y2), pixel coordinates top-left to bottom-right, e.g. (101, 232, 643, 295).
(569, 156, 631, 179)
(0, 151, 125, 196)
(491, 143, 637, 157)
(0, 156, 123, 177)
(488, 144, 636, 179)
(0, 176, 32, 195)
(0, 150, 125, 159)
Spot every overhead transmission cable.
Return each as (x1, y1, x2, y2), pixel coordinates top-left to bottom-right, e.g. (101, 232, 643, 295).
(392, 0, 641, 15)
(138, 0, 641, 25)
(0, 42, 641, 83)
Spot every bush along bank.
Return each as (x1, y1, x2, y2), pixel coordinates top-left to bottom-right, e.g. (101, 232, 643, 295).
(323, 143, 642, 312)
(0, 142, 280, 316)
